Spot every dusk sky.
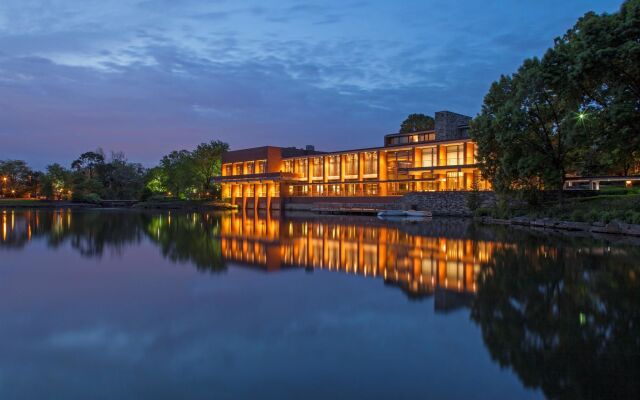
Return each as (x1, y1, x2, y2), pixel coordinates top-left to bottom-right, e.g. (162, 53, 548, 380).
(0, 0, 622, 169)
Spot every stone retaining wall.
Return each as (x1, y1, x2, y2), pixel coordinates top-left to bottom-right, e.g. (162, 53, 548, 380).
(480, 216, 640, 237)
(397, 191, 496, 216)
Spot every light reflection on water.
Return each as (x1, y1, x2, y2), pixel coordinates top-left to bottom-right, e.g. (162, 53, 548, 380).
(1, 209, 639, 399)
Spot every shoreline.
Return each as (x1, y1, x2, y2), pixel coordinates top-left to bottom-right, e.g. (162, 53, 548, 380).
(4, 201, 640, 239)
(476, 216, 640, 237)
(0, 200, 236, 211)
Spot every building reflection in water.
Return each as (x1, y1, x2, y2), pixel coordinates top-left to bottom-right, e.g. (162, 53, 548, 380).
(219, 212, 502, 310)
(3, 208, 639, 398)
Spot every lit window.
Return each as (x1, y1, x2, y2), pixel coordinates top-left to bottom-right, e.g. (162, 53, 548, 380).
(283, 160, 293, 173)
(364, 152, 378, 175)
(446, 145, 463, 166)
(296, 159, 308, 178)
(312, 158, 323, 178)
(446, 171, 463, 190)
(344, 154, 358, 176)
(422, 148, 436, 167)
(328, 156, 340, 177)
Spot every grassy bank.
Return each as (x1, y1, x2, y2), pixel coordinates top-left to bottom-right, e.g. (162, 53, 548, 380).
(0, 198, 237, 211)
(477, 189, 640, 225)
(0, 199, 96, 208)
(134, 200, 236, 210)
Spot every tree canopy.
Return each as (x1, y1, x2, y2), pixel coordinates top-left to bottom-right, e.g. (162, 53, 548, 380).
(0, 160, 38, 198)
(399, 113, 435, 133)
(148, 140, 229, 200)
(471, 0, 640, 197)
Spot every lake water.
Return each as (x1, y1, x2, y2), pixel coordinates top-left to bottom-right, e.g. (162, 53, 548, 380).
(1, 209, 639, 399)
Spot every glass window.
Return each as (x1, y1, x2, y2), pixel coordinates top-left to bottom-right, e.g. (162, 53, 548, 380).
(446, 171, 463, 190)
(364, 183, 378, 196)
(466, 143, 476, 165)
(387, 150, 413, 180)
(328, 156, 340, 177)
(224, 165, 232, 176)
(446, 145, 463, 166)
(246, 161, 254, 174)
(283, 160, 292, 173)
(312, 158, 323, 178)
(235, 164, 243, 175)
(296, 159, 308, 178)
(364, 152, 378, 175)
(256, 160, 266, 174)
(422, 147, 436, 167)
(344, 154, 358, 176)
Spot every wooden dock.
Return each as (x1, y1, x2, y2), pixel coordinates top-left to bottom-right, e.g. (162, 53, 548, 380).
(310, 203, 384, 215)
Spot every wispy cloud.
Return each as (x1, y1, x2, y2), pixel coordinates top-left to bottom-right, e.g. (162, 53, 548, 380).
(0, 0, 623, 168)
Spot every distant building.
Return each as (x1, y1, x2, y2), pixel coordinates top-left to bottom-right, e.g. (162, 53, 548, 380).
(213, 111, 490, 210)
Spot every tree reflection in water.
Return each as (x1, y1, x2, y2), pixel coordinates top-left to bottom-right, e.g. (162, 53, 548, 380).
(0, 209, 226, 272)
(470, 231, 640, 399)
(2, 209, 640, 397)
(1, 209, 144, 256)
(141, 212, 226, 272)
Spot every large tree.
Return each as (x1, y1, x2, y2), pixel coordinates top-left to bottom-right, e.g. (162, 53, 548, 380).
(471, 58, 581, 196)
(99, 152, 146, 200)
(158, 150, 196, 198)
(548, 0, 640, 175)
(41, 163, 72, 200)
(71, 150, 105, 178)
(190, 140, 229, 198)
(399, 113, 435, 133)
(471, 0, 640, 197)
(0, 160, 36, 197)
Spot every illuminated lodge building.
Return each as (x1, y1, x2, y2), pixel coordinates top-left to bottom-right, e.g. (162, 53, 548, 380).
(218, 214, 497, 307)
(215, 111, 490, 210)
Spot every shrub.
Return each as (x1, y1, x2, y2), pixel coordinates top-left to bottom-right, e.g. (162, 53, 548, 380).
(568, 209, 585, 222)
(72, 192, 102, 204)
(583, 209, 600, 223)
(139, 187, 154, 201)
(600, 186, 629, 196)
(624, 210, 640, 225)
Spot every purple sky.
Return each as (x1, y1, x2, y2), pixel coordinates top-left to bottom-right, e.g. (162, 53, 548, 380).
(0, 0, 623, 169)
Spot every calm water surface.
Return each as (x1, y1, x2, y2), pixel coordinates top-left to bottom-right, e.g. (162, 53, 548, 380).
(1, 209, 639, 399)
